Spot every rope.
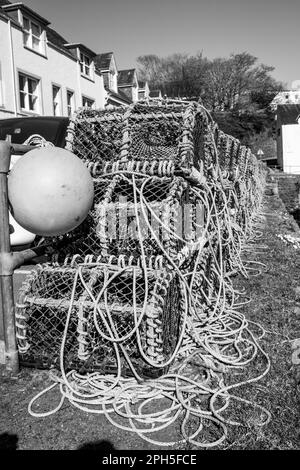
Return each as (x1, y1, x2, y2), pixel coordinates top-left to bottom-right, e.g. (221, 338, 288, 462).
(21, 100, 270, 448)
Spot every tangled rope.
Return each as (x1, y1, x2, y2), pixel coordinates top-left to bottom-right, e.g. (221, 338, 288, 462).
(16, 101, 270, 447)
(23, 134, 55, 148)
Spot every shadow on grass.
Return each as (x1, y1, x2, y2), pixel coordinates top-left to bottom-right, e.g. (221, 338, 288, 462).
(0, 433, 18, 450)
(77, 440, 116, 451)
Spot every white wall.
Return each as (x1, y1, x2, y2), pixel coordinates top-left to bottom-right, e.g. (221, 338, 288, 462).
(132, 84, 138, 103)
(282, 124, 300, 174)
(0, 19, 18, 118)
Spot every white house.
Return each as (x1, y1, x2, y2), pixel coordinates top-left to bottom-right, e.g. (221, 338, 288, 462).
(117, 69, 139, 103)
(276, 104, 300, 174)
(94, 52, 132, 107)
(270, 82, 300, 112)
(0, 1, 107, 119)
(149, 89, 163, 100)
(138, 80, 150, 100)
(270, 91, 300, 112)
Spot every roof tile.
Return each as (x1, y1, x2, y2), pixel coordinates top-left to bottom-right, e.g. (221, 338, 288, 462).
(118, 69, 136, 86)
(94, 52, 114, 71)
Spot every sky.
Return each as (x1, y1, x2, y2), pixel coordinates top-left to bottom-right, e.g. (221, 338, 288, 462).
(23, 0, 300, 87)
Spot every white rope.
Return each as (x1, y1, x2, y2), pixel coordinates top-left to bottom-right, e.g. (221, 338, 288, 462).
(27, 104, 270, 448)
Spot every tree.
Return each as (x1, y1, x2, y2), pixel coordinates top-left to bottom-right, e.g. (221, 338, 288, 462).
(136, 54, 162, 86)
(137, 52, 209, 98)
(202, 57, 234, 110)
(136, 51, 283, 113)
(202, 52, 283, 111)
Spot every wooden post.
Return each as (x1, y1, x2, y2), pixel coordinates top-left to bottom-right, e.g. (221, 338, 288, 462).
(0, 141, 19, 373)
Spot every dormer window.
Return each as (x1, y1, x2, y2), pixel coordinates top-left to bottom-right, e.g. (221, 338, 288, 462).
(2, 4, 49, 56)
(80, 53, 93, 79)
(22, 16, 46, 55)
(65, 43, 96, 81)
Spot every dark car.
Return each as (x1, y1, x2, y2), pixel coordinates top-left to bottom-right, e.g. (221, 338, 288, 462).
(0, 116, 70, 147)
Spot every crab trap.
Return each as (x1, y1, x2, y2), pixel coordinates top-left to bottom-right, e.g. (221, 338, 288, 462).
(15, 100, 266, 378)
(16, 263, 184, 378)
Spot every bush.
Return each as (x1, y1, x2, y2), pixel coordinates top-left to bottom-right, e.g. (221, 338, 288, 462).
(213, 110, 275, 143)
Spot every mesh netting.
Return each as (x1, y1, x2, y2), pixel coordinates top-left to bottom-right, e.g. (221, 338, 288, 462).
(15, 100, 266, 379)
(16, 264, 183, 378)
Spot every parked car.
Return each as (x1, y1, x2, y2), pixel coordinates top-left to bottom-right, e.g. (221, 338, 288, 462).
(0, 116, 70, 249)
(0, 116, 70, 148)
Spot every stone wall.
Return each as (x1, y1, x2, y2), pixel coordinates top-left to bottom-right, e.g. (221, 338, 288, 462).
(276, 173, 300, 213)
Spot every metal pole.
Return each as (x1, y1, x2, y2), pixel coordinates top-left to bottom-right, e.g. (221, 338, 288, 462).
(0, 141, 19, 373)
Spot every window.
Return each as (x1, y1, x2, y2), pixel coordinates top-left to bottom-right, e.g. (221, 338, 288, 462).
(52, 85, 62, 116)
(23, 16, 45, 54)
(67, 90, 75, 117)
(80, 53, 93, 78)
(82, 96, 94, 109)
(103, 72, 109, 89)
(19, 73, 40, 113)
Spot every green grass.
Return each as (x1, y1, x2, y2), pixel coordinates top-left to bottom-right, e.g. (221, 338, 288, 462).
(214, 189, 300, 450)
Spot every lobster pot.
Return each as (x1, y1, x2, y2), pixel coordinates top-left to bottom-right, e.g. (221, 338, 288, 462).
(50, 177, 112, 260)
(66, 102, 188, 165)
(53, 174, 191, 265)
(14, 100, 267, 378)
(57, 101, 266, 264)
(65, 101, 232, 181)
(15, 264, 183, 378)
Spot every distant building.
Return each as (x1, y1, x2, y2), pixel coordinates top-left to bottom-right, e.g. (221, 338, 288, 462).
(149, 90, 162, 100)
(276, 104, 300, 173)
(0, 1, 152, 118)
(270, 90, 300, 112)
(0, 1, 107, 118)
(138, 80, 150, 100)
(117, 69, 139, 103)
(94, 52, 132, 107)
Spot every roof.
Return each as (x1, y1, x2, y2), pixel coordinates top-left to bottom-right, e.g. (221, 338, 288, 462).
(0, 1, 94, 60)
(94, 52, 114, 71)
(0, 0, 15, 21)
(2, 2, 50, 25)
(277, 104, 300, 125)
(118, 69, 136, 87)
(0, 0, 11, 8)
(45, 27, 74, 56)
(107, 89, 132, 105)
(64, 43, 97, 57)
(149, 90, 161, 98)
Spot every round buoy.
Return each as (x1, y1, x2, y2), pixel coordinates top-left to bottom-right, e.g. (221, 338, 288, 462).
(8, 147, 94, 236)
